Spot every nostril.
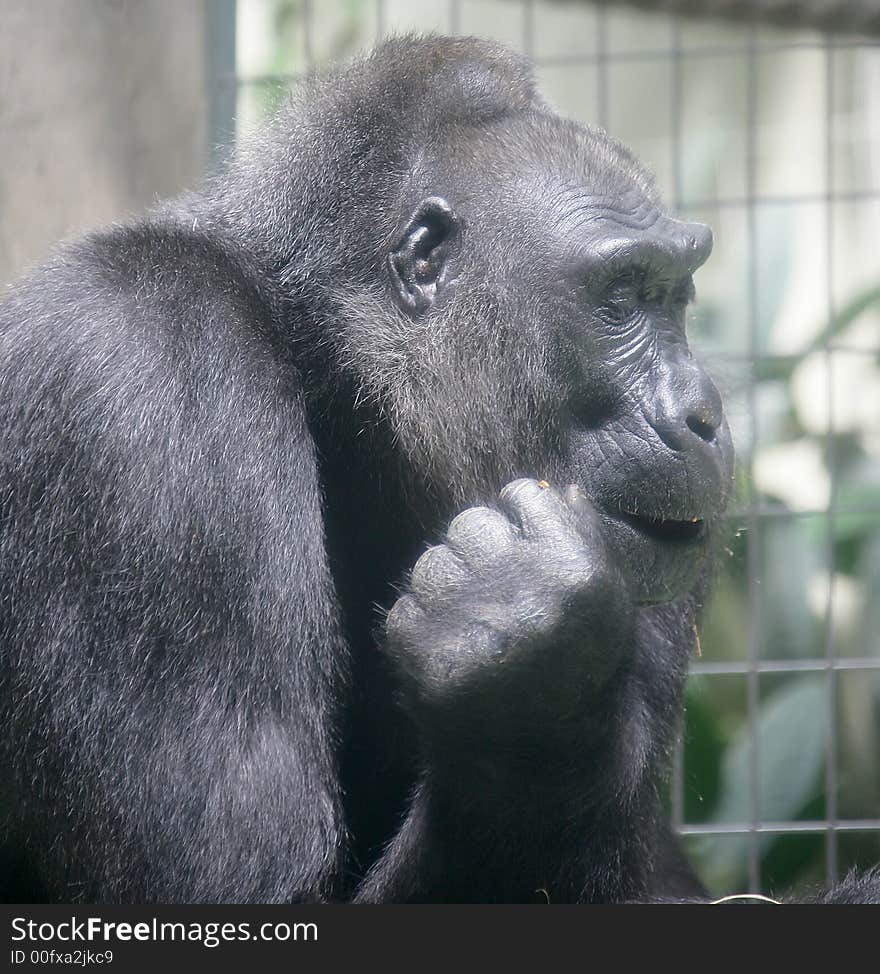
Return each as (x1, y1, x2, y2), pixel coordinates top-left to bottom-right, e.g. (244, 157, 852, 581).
(686, 415, 716, 443)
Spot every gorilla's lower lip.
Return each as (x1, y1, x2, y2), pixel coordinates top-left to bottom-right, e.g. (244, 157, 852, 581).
(618, 511, 705, 544)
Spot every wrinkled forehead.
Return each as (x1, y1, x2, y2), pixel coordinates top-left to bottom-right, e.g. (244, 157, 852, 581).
(424, 111, 662, 225)
(420, 112, 711, 277)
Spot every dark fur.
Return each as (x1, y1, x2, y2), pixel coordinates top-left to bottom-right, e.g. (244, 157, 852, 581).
(0, 35, 874, 904)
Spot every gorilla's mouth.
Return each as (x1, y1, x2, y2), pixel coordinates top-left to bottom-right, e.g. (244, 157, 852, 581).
(619, 511, 705, 544)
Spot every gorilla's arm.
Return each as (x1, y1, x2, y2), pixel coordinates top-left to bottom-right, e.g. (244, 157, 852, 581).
(0, 219, 346, 902)
(355, 479, 695, 903)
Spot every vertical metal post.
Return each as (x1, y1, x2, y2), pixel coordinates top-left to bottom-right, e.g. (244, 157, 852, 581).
(523, 0, 536, 58)
(206, 0, 238, 172)
(744, 19, 762, 893)
(303, 0, 314, 69)
(450, 0, 461, 35)
(669, 12, 686, 836)
(596, 2, 609, 131)
(823, 35, 840, 888)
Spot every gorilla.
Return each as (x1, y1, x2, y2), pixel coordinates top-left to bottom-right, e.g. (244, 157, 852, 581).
(0, 35, 876, 904)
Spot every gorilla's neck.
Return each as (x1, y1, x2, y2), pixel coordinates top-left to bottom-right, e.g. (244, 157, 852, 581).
(316, 413, 428, 623)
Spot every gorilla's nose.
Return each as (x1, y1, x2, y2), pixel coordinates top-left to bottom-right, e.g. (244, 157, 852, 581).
(652, 357, 724, 455)
(684, 412, 718, 445)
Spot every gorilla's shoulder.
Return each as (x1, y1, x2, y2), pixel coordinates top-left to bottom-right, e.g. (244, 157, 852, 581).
(1, 211, 278, 349)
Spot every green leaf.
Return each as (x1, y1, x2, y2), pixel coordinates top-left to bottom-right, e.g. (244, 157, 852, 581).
(691, 676, 827, 892)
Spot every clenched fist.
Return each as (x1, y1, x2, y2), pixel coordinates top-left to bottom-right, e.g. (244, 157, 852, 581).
(385, 479, 633, 733)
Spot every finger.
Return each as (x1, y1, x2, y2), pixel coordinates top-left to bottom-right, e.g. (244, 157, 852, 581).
(446, 506, 517, 564)
(498, 477, 572, 540)
(408, 544, 464, 600)
(385, 594, 422, 645)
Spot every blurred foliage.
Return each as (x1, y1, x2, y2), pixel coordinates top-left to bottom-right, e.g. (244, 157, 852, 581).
(685, 272, 880, 895)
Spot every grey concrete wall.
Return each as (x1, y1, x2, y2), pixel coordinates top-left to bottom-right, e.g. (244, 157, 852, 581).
(0, 0, 212, 284)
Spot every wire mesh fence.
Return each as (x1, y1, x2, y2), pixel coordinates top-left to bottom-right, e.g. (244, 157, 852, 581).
(218, 0, 880, 895)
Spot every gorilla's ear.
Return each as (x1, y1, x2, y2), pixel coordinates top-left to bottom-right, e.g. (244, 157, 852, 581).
(388, 197, 461, 316)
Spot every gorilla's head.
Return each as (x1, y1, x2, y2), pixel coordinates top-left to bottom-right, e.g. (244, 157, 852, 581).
(228, 35, 736, 605)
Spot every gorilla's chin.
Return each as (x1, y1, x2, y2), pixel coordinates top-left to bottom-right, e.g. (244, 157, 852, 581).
(599, 509, 711, 605)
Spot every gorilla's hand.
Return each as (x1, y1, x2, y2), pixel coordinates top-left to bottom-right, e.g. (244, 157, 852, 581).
(385, 478, 632, 731)
(365, 480, 672, 902)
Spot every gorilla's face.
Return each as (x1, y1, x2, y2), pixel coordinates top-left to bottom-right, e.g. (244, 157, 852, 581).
(380, 116, 735, 605)
(548, 188, 735, 604)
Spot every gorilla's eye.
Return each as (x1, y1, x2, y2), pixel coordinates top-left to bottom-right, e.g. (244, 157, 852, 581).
(600, 271, 696, 321)
(600, 269, 643, 320)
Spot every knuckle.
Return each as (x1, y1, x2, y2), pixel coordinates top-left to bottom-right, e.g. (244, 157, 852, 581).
(500, 478, 571, 537)
(499, 477, 544, 507)
(447, 506, 494, 536)
(409, 544, 459, 593)
(385, 594, 421, 641)
(447, 506, 513, 549)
